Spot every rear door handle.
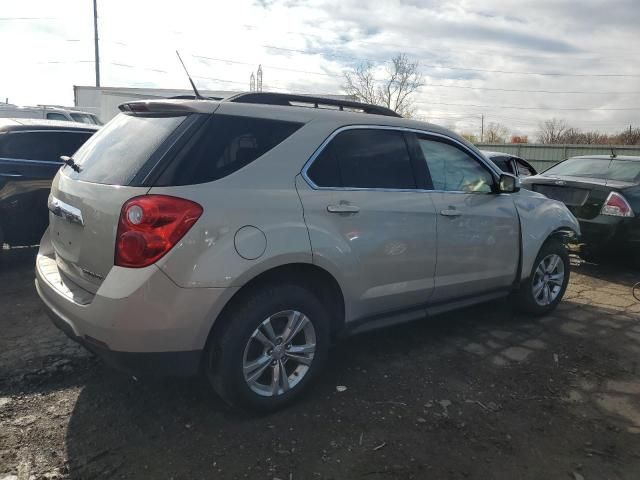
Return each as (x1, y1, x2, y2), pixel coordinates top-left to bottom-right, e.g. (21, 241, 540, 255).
(440, 209, 461, 217)
(327, 204, 360, 214)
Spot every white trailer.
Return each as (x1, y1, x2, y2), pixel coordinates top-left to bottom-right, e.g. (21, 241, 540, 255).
(0, 103, 102, 125)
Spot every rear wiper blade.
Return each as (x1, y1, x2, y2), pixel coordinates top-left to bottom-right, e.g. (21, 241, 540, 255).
(60, 155, 81, 173)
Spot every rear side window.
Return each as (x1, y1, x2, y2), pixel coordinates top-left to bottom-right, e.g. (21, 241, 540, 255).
(46, 113, 69, 121)
(161, 115, 303, 186)
(490, 156, 515, 174)
(66, 113, 186, 185)
(307, 129, 416, 189)
(0, 131, 94, 162)
(516, 159, 535, 177)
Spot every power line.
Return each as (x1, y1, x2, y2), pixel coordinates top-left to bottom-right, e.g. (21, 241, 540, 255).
(261, 45, 640, 78)
(413, 100, 640, 111)
(194, 55, 640, 94)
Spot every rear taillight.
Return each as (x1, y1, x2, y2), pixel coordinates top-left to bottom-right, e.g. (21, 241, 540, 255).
(115, 195, 203, 268)
(601, 191, 634, 218)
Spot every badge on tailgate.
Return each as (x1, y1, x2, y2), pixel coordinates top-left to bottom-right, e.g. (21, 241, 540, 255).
(47, 196, 84, 226)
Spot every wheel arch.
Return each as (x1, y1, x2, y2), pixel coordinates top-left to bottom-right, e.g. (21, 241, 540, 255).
(203, 262, 346, 360)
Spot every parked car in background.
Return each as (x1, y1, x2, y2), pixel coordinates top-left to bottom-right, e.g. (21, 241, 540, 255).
(0, 119, 99, 249)
(0, 103, 102, 125)
(482, 150, 537, 178)
(35, 93, 579, 411)
(521, 155, 640, 264)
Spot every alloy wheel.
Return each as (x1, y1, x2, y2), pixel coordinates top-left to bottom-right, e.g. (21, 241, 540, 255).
(242, 310, 316, 397)
(532, 253, 565, 306)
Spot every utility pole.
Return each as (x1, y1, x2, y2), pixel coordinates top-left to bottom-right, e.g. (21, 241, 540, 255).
(93, 0, 100, 87)
(480, 114, 484, 142)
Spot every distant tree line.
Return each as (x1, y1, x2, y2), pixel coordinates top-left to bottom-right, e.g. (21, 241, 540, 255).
(536, 118, 639, 145)
(460, 118, 639, 145)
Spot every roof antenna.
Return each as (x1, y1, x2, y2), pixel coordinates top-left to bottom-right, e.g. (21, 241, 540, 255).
(176, 50, 203, 100)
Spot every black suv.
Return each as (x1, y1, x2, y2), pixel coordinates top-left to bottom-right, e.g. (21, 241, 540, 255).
(0, 119, 98, 248)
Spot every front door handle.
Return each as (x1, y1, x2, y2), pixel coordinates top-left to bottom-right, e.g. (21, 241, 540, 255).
(440, 208, 461, 217)
(327, 204, 360, 214)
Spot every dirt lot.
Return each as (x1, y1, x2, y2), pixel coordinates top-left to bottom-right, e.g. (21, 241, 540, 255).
(1, 248, 640, 480)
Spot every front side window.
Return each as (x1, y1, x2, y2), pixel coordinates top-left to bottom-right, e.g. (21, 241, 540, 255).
(307, 129, 416, 189)
(0, 131, 93, 162)
(418, 138, 493, 193)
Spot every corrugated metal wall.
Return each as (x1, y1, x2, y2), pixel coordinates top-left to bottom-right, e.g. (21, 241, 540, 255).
(476, 144, 640, 172)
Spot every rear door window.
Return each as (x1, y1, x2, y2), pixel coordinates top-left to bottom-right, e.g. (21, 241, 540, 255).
(65, 113, 187, 185)
(307, 129, 416, 189)
(159, 114, 303, 186)
(0, 131, 94, 162)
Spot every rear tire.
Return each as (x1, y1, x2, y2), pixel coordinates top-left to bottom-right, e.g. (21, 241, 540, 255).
(516, 238, 570, 316)
(205, 283, 330, 412)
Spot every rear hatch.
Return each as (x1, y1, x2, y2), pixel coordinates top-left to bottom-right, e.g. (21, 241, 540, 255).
(529, 176, 634, 220)
(47, 109, 200, 293)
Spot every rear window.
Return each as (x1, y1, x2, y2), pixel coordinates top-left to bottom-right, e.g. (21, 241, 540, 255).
(65, 113, 186, 185)
(544, 157, 640, 183)
(156, 114, 303, 186)
(0, 131, 94, 162)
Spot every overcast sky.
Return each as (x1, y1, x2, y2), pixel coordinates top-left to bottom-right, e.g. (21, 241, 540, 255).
(1, 0, 638, 138)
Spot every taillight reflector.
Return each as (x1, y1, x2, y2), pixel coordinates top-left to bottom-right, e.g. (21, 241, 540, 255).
(115, 195, 203, 268)
(601, 191, 634, 218)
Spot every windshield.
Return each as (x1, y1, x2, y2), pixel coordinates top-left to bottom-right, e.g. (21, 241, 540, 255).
(63, 113, 187, 185)
(543, 157, 640, 183)
(70, 112, 99, 125)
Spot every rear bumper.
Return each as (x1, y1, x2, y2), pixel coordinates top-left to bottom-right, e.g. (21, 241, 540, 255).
(40, 296, 201, 376)
(578, 215, 640, 247)
(35, 236, 238, 377)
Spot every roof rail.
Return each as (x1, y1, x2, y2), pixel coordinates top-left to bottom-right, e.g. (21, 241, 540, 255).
(225, 92, 402, 118)
(169, 95, 223, 101)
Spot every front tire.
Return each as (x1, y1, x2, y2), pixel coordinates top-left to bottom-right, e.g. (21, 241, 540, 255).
(517, 238, 570, 316)
(205, 283, 330, 412)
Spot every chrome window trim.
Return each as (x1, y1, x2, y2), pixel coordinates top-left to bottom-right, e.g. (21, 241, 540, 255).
(4, 129, 97, 135)
(0, 156, 61, 166)
(300, 124, 501, 193)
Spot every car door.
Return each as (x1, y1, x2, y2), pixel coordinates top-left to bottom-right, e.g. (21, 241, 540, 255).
(296, 127, 438, 322)
(414, 134, 520, 302)
(0, 129, 93, 245)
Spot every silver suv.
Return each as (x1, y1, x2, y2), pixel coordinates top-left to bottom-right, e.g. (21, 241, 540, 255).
(35, 93, 580, 410)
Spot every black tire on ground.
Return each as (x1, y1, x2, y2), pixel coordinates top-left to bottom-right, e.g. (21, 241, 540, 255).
(204, 283, 330, 412)
(516, 238, 570, 316)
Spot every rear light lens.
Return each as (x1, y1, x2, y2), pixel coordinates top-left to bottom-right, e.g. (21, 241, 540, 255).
(115, 195, 203, 268)
(601, 191, 634, 218)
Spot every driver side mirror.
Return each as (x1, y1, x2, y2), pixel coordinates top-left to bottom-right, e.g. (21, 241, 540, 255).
(498, 173, 520, 193)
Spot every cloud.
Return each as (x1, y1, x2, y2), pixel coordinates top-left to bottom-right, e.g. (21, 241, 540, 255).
(0, 0, 638, 137)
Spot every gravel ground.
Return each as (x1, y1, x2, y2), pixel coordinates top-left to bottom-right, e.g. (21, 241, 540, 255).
(1, 247, 640, 480)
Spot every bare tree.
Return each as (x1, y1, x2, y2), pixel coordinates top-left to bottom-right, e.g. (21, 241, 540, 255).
(537, 118, 569, 144)
(344, 54, 424, 117)
(483, 122, 509, 143)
